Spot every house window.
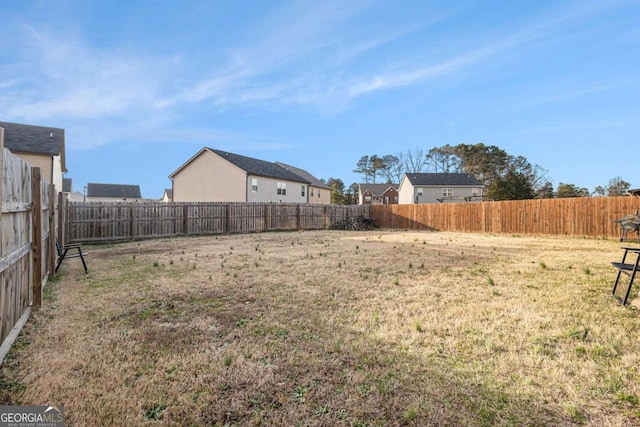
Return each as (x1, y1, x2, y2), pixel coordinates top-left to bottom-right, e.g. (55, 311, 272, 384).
(472, 188, 479, 196)
(384, 196, 389, 204)
(318, 190, 320, 198)
(311, 188, 314, 197)
(251, 178, 258, 193)
(301, 185, 306, 197)
(417, 188, 423, 197)
(364, 196, 372, 203)
(442, 188, 453, 197)
(277, 182, 287, 195)
(393, 196, 398, 203)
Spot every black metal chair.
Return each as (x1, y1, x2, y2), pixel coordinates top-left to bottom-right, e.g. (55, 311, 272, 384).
(611, 247, 640, 305)
(55, 241, 89, 274)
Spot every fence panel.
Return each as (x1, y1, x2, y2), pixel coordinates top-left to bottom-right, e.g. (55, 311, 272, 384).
(370, 197, 640, 239)
(0, 146, 34, 356)
(66, 202, 371, 243)
(67, 197, 640, 243)
(187, 203, 227, 235)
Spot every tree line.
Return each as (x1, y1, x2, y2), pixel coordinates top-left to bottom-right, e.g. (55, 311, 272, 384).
(324, 143, 630, 204)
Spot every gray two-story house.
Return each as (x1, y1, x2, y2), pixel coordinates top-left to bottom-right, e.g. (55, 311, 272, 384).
(398, 173, 484, 204)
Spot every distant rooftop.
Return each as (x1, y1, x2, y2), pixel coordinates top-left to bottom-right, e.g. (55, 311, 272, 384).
(0, 121, 66, 172)
(359, 183, 399, 195)
(404, 173, 483, 186)
(207, 149, 309, 183)
(276, 162, 329, 189)
(63, 178, 72, 193)
(0, 121, 65, 156)
(87, 183, 142, 199)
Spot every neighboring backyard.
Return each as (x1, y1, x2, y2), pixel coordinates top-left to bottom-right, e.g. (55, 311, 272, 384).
(1, 230, 639, 426)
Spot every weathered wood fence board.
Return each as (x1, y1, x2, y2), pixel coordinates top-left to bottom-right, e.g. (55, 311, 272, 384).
(0, 128, 56, 364)
(66, 202, 371, 243)
(370, 197, 640, 239)
(0, 144, 33, 345)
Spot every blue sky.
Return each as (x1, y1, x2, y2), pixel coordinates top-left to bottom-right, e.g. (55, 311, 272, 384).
(1, 0, 638, 198)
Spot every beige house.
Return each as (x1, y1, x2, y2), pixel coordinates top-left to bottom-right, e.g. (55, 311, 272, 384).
(398, 173, 484, 204)
(169, 148, 329, 204)
(0, 121, 67, 193)
(86, 183, 143, 202)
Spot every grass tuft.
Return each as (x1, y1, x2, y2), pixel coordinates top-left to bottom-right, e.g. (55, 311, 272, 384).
(143, 403, 166, 421)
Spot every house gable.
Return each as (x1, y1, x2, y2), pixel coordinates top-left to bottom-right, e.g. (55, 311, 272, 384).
(170, 149, 247, 202)
(358, 183, 399, 204)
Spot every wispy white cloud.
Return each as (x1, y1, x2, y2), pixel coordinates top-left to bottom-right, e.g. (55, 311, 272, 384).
(155, 0, 625, 114)
(66, 122, 292, 152)
(1, 24, 173, 121)
(345, 0, 622, 99)
(527, 84, 615, 108)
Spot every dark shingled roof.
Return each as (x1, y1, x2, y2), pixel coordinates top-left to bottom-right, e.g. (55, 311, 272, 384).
(208, 148, 309, 184)
(63, 178, 72, 193)
(405, 173, 483, 186)
(276, 162, 329, 189)
(359, 183, 399, 196)
(0, 121, 64, 156)
(87, 183, 142, 199)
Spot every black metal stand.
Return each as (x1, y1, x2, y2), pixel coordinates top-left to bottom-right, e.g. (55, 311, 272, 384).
(611, 247, 640, 305)
(55, 242, 89, 274)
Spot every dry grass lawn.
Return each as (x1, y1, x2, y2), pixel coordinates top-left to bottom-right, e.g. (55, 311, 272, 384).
(1, 230, 640, 426)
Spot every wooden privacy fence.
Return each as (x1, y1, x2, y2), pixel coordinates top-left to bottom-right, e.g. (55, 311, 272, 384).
(370, 197, 640, 239)
(0, 128, 57, 363)
(65, 201, 371, 243)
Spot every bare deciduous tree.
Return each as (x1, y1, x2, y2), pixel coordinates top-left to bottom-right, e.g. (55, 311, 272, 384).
(399, 149, 428, 173)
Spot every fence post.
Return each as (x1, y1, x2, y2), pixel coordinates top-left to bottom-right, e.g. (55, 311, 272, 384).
(323, 205, 328, 229)
(31, 167, 42, 310)
(129, 203, 135, 240)
(263, 203, 268, 232)
(180, 204, 187, 235)
(47, 184, 56, 277)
